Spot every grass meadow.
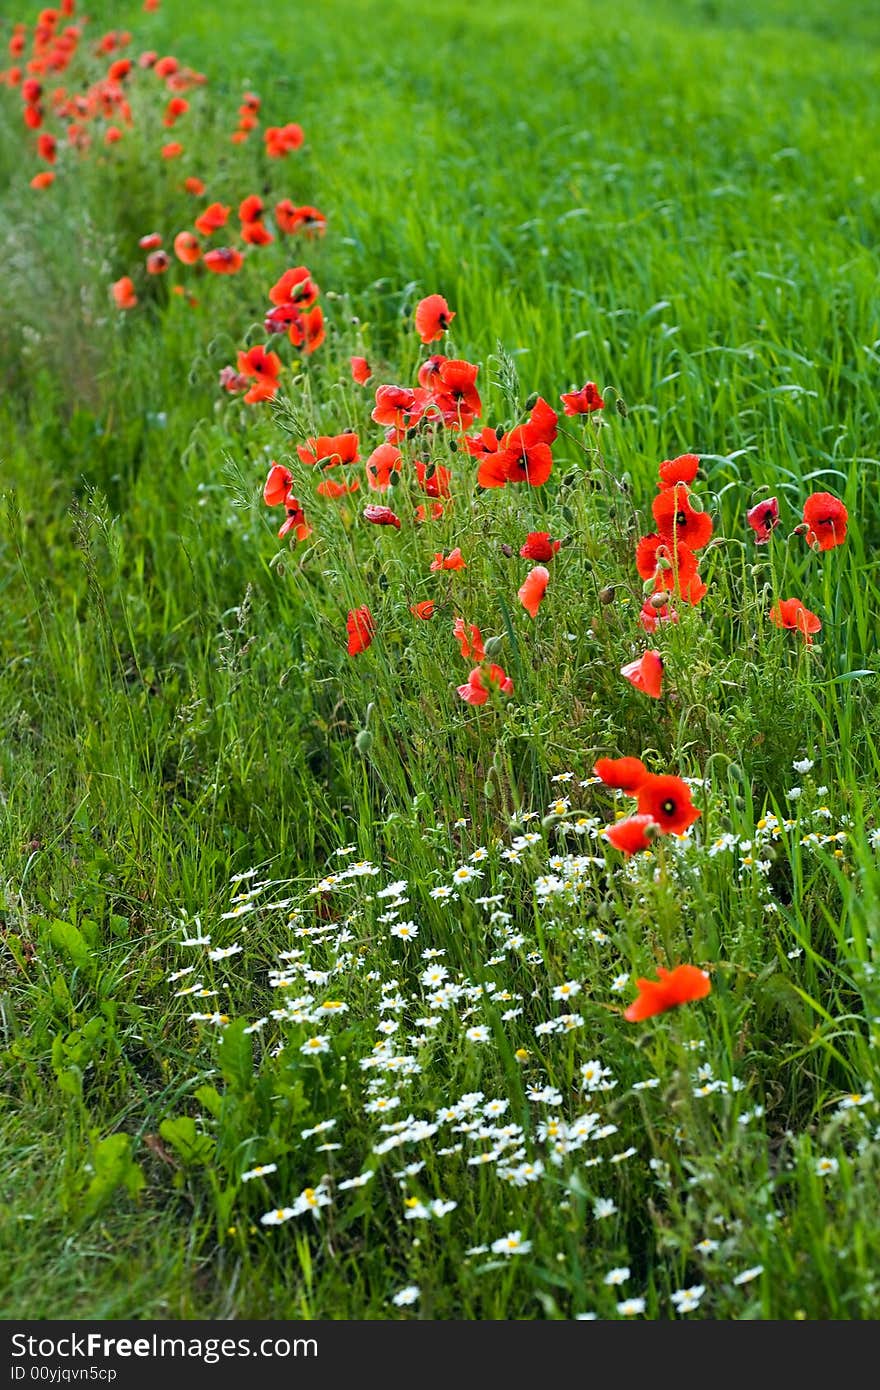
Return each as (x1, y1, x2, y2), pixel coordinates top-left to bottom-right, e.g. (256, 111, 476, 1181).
(1, 0, 880, 1320)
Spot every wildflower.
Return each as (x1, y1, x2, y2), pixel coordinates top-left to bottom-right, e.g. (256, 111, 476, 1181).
(620, 651, 663, 699)
(560, 380, 604, 415)
(671, 1285, 705, 1313)
(203, 247, 244, 274)
(111, 276, 137, 310)
(616, 1299, 645, 1316)
(194, 201, 230, 236)
(593, 1197, 617, 1219)
(260, 1208, 295, 1226)
(518, 565, 550, 619)
(478, 405, 556, 489)
(624, 965, 711, 1022)
(392, 1286, 420, 1307)
(457, 664, 514, 706)
(732, 1266, 764, 1286)
(351, 356, 371, 384)
(236, 345, 281, 404)
(802, 492, 847, 551)
(365, 442, 402, 491)
(173, 230, 201, 264)
(604, 1267, 630, 1286)
(430, 548, 466, 571)
(300, 1035, 331, 1055)
(769, 598, 821, 644)
(594, 756, 648, 792)
(491, 1231, 532, 1256)
(815, 1156, 839, 1177)
(453, 618, 485, 662)
(747, 497, 779, 543)
(658, 454, 699, 488)
(652, 482, 713, 552)
(520, 531, 561, 562)
(635, 774, 701, 834)
(415, 293, 455, 343)
(346, 606, 375, 656)
(363, 504, 401, 529)
(242, 1164, 278, 1182)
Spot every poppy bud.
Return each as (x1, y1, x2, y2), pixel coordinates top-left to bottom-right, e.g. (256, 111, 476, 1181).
(389, 470, 401, 487)
(649, 591, 670, 609)
(448, 439, 458, 452)
(484, 635, 505, 658)
(599, 586, 615, 604)
(424, 462, 436, 480)
(378, 574, 389, 591)
(500, 544, 513, 558)
(562, 506, 574, 524)
(560, 535, 575, 548)
(355, 729, 373, 756)
(642, 577, 657, 596)
(483, 776, 495, 798)
(525, 392, 539, 410)
(495, 425, 505, 440)
(561, 472, 577, 488)
(615, 397, 628, 417)
(687, 493, 705, 513)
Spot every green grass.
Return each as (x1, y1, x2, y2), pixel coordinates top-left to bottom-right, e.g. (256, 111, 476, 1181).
(1, 0, 880, 1320)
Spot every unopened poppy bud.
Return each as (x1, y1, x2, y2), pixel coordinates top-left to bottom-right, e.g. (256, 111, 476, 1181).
(599, 585, 615, 604)
(525, 392, 539, 410)
(561, 472, 577, 488)
(649, 591, 670, 609)
(560, 534, 575, 548)
(615, 397, 628, 417)
(355, 729, 373, 756)
(495, 425, 505, 440)
(483, 775, 495, 798)
(424, 462, 436, 479)
(500, 543, 513, 558)
(562, 505, 575, 524)
(642, 577, 657, 597)
(378, 574, 389, 591)
(406, 426, 418, 439)
(484, 635, 505, 658)
(389, 470, 401, 487)
(448, 438, 458, 452)
(656, 554, 673, 571)
(687, 492, 705, 512)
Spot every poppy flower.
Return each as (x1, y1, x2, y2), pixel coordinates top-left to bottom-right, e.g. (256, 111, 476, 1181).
(263, 462, 295, 507)
(264, 303, 302, 337)
(161, 141, 183, 159)
(520, 531, 560, 562)
(457, 663, 513, 706)
(139, 232, 163, 250)
(350, 356, 371, 385)
(184, 175, 205, 195)
(300, 304, 324, 355)
(146, 249, 170, 274)
(463, 426, 501, 462)
(604, 815, 657, 856)
(194, 201, 229, 236)
(594, 756, 648, 793)
(218, 365, 248, 394)
(265, 122, 304, 158)
(802, 491, 847, 552)
(365, 442, 402, 491)
(279, 204, 326, 238)
(747, 496, 780, 544)
(635, 533, 699, 598)
(518, 565, 549, 619)
(173, 230, 201, 264)
(430, 548, 465, 572)
(30, 170, 55, 188)
(23, 105, 43, 131)
(432, 358, 481, 427)
(242, 220, 273, 246)
(414, 502, 445, 524)
(635, 774, 700, 835)
(371, 384, 427, 432)
(346, 606, 375, 656)
(480, 424, 552, 489)
(36, 131, 56, 161)
(269, 265, 318, 310)
(274, 199, 298, 233)
(769, 597, 822, 644)
(623, 964, 711, 1022)
(453, 618, 485, 663)
(203, 247, 243, 274)
(316, 477, 359, 499)
(238, 194, 263, 223)
(105, 127, 124, 146)
(111, 275, 137, 309)
(652, 483, 713, 552)
(154, 57, 179, 78)
(525, 396, 559, 445)
(236, 344, 281, 403)
(638, 598, 678, 633)
(278, 502, 311, 542)
(363, 504, 401, 529)
(411, 601, 435, 620)
(415, 293, 455, 344)
(414, 461, 451, 498)
(560, 380, 604, 415)
(621, 650, 664, 699)
(297, 434, 359, 469)
(657, 454, 699, 489)
(163, 95, 188, 126)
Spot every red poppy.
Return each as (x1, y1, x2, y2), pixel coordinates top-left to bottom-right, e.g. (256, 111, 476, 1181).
(23, 105, 43, 131)
(36, 131, 56, 161)
(411, 601, 435, 620)
(365, 442, 402, 491)
(263, 464, 311, 542)
(652, 483, 713, 552)
(278, 204, 326, 238)
(658, 454, 699, 489)
(635, 774, 700, 835)
(414, 502, 444, 524)
(218, 365, 248, 394)
(432, 358, 481, 426)
(105, 127, 124, 146)
(203, 247, 243, 274)
(621, 650, 664, 699)
(526, 397, 559, 445)
(184, 175, 205, 195)
(430, 548, 465, 571)
(418, 354, 447, 389)
(518, 565, 549, 619)
(269, 265, 319, 310)
(111, 275, 137, 309)
(173, 230, 201, 264)
(297, 434, 359, 469)
(802, 492, 847, 552)
(604, 815, 657, 856)
(453, 618, 485, 663)
(139, 232, 163, 250)
(594, 756, 648, 792)
(238, 194, 263, 223)
(236, 344, 281, 403)
(146, 249, 170, 274)
(520, 531, 560, 562)
(274, 199, 298, 233)
(560, 380, 604, 415)
(242, 220, 273, 246)
(371, 384, 428, 432)
(457, 663, 513, 706)
(415, 293, 455, 343)
(300, 304, 324, 355)
(163, 95, 188, 126)
(265, 122, 304, 158)
(635, 533, 699, 598)
(30, 170, 55, 188)
(624, 964, 711, 1022)
(161, 141, 183, 159)
(351, 356, 371, 385)
(479, 424, 552, 489)
(363, 504, 401, 529)
(747, 497, 780, 544)
(194, 201, 229, 236)
(463, 426, 501, 462)
(346, 606, 375, 656)
(317, 477, 359, 499)
(638, 598, 678, 633)
(414, 461, 451, 498)
(769, 597, 821, 644)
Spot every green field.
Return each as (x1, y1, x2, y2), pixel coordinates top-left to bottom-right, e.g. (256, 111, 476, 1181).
(1, 0, 880, 1319)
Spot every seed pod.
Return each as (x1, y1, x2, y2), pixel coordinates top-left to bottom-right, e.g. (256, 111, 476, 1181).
(599, 585, 615, 605)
